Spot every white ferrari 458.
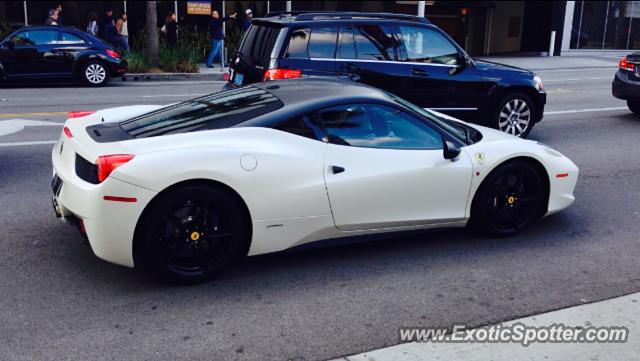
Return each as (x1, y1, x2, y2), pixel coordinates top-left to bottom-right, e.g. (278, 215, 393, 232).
(51, 79, 578, 283)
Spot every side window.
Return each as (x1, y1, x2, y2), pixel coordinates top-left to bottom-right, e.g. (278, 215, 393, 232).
(13, 31, 58, 46)
(308, 27, 338, 59)
(58, 32, 86, 45)
(284, 28, 310, 59)
(397, 26, 459, 65)
(354, 25, 397, 61)
(276, 116, 322, 141)
(337, 27, 356, 59)
(319, 104, 443, 150)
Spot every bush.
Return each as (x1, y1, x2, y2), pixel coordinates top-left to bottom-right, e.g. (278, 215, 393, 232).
(0, 18, 12, 40)
(124, 52, 151, 73)
(158, 44, 199, 73)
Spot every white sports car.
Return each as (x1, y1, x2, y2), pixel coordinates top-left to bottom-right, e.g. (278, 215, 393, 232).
(51, 79, 578, 283)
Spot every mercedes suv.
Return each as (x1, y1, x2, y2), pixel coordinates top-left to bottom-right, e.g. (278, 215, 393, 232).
(224, 12, 546, 138)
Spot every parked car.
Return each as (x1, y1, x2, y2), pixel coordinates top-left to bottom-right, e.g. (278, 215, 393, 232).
(224, 12, 546, 138)
(612, 53, 640, 114)
(51, 79, 577, 283)
(0, 26, 127, 86)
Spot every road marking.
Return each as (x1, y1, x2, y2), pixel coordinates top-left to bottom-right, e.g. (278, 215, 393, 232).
(0, 111, 67, 118)
(545, 106, 628, 115)
(0, 140, 57, 147)
(0, 119, 63, 136)
(141, 93, 206, 98)
(543, 77, 610, 82)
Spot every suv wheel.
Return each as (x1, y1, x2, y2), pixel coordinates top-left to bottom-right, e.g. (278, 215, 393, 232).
(82, 61, 108, 86)
(495, 93, 535, 138)
(627, 100, 640, 115)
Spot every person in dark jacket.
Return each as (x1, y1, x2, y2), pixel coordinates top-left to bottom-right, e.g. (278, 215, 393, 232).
(206, 10, 237, 69)
(44, 9, 59, 25)
(101, 9, 118, 47)
(165, 11, 178, 48)
(55, 3, 63, 25)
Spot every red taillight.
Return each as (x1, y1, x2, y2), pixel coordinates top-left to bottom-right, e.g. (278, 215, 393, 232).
(68, 110, 96, 118)
(103, 196, 137, 202)
(556, 173, 570, 178)
(263, 68, 302, 81)
(63, 126, 73, 138)
(96, 154, 134, 182)
(106, 49, 120, 58)
(619, 57, 635, 71)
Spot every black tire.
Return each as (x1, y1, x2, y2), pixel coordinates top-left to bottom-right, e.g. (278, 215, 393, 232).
(627, 100, 640, 115)
(81, 61, 109, 86)
(470, 160, 546, 237)
(493, 93, 536, 138)
(137, 184, 250, 284)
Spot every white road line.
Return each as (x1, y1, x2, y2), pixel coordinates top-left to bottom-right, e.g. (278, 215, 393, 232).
(543, 77, 610, 82)
(0, 140, 57, 147)
(141, 93, 206, 98)
(545, 106, 627, 115)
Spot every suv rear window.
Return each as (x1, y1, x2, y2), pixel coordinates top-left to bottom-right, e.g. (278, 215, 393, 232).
(285, 27, 338, 59)
(238, 24, 282, 63)
(120, 87, 283, 138)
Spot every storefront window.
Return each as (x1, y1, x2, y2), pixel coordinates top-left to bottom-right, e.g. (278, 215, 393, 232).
(572, 1, 640, 49)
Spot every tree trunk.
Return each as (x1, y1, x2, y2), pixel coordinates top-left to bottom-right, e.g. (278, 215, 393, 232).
(145, 1, 159, 66)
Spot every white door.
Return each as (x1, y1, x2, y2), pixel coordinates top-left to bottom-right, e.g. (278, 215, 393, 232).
(319, 103, 473, 231)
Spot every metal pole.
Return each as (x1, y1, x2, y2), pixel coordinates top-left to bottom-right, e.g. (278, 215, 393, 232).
(577, 1, 584, 48)
(602, 1, 610, 49)
(174, 1, 178, 35)
(549, 31, 556, 56)
(627, 1, 635, 50)
(417, 1, 425, 17)
(23, 1, 28, 26)
(123, 1, 127, 12)
(267, 1, 270, 14)
(222, 0, 225, 68)
(286, 1, 292, 12)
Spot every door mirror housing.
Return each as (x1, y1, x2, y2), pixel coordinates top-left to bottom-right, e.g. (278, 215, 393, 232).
(443, 140, 461, 161)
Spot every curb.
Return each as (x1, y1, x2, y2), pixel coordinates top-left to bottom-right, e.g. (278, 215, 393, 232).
(115, 72, 228, 82)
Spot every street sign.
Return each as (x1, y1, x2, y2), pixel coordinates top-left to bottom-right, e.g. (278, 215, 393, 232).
(187, 1, 211, 15)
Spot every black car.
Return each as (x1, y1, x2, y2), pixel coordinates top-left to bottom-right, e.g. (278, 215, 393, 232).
(0, 26, 127, 86)
(612, 53, 640, 115)
(224, 12, 546, 138)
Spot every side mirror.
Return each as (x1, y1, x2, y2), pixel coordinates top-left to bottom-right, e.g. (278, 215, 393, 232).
(443, 140, 461, 161)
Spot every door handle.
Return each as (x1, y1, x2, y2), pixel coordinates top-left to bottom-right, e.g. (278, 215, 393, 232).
(344, 63, 361, 72)
(411, 67, 429, 77)
(331, 166, 345, 174)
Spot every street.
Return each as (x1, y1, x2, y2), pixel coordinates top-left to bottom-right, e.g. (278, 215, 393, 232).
(2, 68, 640, 361)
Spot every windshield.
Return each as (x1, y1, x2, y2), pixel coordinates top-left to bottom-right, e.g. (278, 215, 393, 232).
(387, 93, 481, 145)
(120, 87, 282, 138)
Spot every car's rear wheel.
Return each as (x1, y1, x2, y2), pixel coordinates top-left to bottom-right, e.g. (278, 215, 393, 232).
(470, 161, 546, 237)
(627, 100, 640, 115)
(494, 93, 535, 138)
(138, 184, 249, 283)
(82, 61, 109, 86)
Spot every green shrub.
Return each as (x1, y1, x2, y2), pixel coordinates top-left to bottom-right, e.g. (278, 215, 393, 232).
(124, 52, 151, 73)
(0, 18, 12, 40)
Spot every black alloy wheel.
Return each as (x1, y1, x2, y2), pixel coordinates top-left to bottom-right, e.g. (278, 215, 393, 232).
(139, 185, 249, 283)
(471, 161, 546, 237)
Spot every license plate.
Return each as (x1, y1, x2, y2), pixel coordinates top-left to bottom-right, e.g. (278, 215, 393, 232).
(234, 73, 244, 86)
(51, 174, 63, 196)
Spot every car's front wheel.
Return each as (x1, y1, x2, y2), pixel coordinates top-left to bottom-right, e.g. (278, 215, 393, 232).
(82, 61, 109, 86)
(137, 184, 250, 283)
(627, 100, 640, 115)
(470, 160, 546, 237)
(494, 93, 535, 138)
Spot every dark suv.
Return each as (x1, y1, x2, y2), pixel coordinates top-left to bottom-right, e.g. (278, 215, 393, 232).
(224, 12, 546, 138)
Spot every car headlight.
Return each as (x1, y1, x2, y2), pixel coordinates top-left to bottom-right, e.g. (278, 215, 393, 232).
(533, 75, 544, 91)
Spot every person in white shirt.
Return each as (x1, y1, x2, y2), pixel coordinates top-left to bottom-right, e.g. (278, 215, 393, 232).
(115, 12, 130, 53)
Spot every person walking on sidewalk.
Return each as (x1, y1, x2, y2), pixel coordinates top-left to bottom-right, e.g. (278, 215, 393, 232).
(115, 12, 130, 53)
(86, 11, 99, 36)
(206, 10, 237, 69)
(45, 9, 59, 25)
(164, 11, 178, 49)
(55, 3, 64, 25)
(242, 9, 253, 32)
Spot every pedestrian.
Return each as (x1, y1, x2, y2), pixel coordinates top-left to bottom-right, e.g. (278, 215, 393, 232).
(86, 11, 99, 36)
(116, 12, 130, 53)
(164, 11, 178, 49)
(101, 8, 118, 47)
(45, 9, 59, 25)
(206, 10, 237, 69)
(55, 3, 63, 25)
(242, 9, 253, 32)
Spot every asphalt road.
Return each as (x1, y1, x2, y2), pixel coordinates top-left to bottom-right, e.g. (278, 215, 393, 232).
(2, 69, 640, 361)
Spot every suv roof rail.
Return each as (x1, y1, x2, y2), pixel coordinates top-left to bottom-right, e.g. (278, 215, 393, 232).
(293, 11, 430, 23)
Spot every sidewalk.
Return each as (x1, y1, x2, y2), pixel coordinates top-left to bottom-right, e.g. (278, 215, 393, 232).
(332, 292, 639, 361)
(117, 63, 228, 82)
(476, 54, 620, 71)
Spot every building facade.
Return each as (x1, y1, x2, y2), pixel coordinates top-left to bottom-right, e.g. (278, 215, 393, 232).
(0, 1, 636, 56)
